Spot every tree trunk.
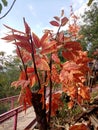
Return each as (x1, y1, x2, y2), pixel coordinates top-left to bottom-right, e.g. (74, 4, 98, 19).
(32, 92, 48, 130)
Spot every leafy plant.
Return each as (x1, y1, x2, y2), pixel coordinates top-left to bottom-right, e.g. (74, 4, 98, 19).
(2, 9, 91, 130)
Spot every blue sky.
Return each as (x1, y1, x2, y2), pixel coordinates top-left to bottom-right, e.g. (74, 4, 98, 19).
(0, 0, 88, 54)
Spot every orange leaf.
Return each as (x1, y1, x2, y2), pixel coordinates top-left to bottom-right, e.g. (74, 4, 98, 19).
(19, 71, 26, 80)
(36, 58, 50, 71)
(68, 101, 74, 109)
(69, 124, 89, 130)
(11, 80, 30, 88)
(29, 74, 36, 87)
(63, 61, 79, 71)
(50, 21, 60, 27)
(61, 17, 68, 26)
(41, 44, 57, 55)
(78, 86, 90, 100)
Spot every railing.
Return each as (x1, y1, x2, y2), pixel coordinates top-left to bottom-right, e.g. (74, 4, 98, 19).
(0, 95, 37, 130)
(0, 105, 23, 130)
(0, 95, 19, 113)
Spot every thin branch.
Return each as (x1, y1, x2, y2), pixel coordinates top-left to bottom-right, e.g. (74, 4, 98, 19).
(0, 0, 16, 20)
(29, 34, 41, 88)
(48, 54, 52, 123)
(12, 31, 28, 80)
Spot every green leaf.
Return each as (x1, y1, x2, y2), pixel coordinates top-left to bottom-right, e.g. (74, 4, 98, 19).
(1, 0, 8, 6)
(87, 0, 94, 6)
(0, 3, 2, 13)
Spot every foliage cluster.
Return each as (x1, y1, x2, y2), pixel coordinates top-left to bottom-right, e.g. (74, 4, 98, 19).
(1, 8, 92, 129)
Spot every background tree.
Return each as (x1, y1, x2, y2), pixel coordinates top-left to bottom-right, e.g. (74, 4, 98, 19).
(0, 0, 7, 13)
(79, 2, 98, 58)
(0, 51, 20, 98)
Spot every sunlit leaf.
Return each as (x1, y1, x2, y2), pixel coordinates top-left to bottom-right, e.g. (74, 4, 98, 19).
(36, 58, 50, 71)
(11, 80, 30, 88)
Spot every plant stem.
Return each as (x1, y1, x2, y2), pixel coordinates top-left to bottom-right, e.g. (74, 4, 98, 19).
(12, 31, 28, 80)
(48, 54, 52, 123)
(29, 34, 41, 88)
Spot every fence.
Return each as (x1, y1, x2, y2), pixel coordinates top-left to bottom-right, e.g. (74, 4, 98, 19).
(0, 95, 37, 130)
(0, 95, 19, 114)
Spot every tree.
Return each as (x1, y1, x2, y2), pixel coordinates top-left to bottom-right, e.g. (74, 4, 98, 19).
(79, 2, 98, 58)
(0, 52, 20, 98)
(2, 10, 90, 130)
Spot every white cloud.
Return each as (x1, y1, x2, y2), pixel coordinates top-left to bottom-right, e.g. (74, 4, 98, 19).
(27, 4, 37, 17)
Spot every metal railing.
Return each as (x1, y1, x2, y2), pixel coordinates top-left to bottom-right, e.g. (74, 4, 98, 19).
(0, 95, 19, 112)
(0, 96, 37, 130)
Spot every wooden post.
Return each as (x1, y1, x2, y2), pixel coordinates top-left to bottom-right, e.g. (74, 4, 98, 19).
(14, 109, 18, 130)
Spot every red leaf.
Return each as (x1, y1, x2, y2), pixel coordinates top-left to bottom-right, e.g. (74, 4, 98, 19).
(61, 17, 68, 26)
(64, 41, 82, 51)
(15, 42, 32, 53)
(3, 24, 25, 34)
(52, 53, 60, 63)
(23, 18, 31, 35)
(13, 34, 29, 42)
(40, 32, 49, 47)
(27, 67, 34, 73)
(54, 16, 60, 21)
(32, 32, 40, 48)
(62, 51, 75, 60)
(50, 21, 60, 27)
